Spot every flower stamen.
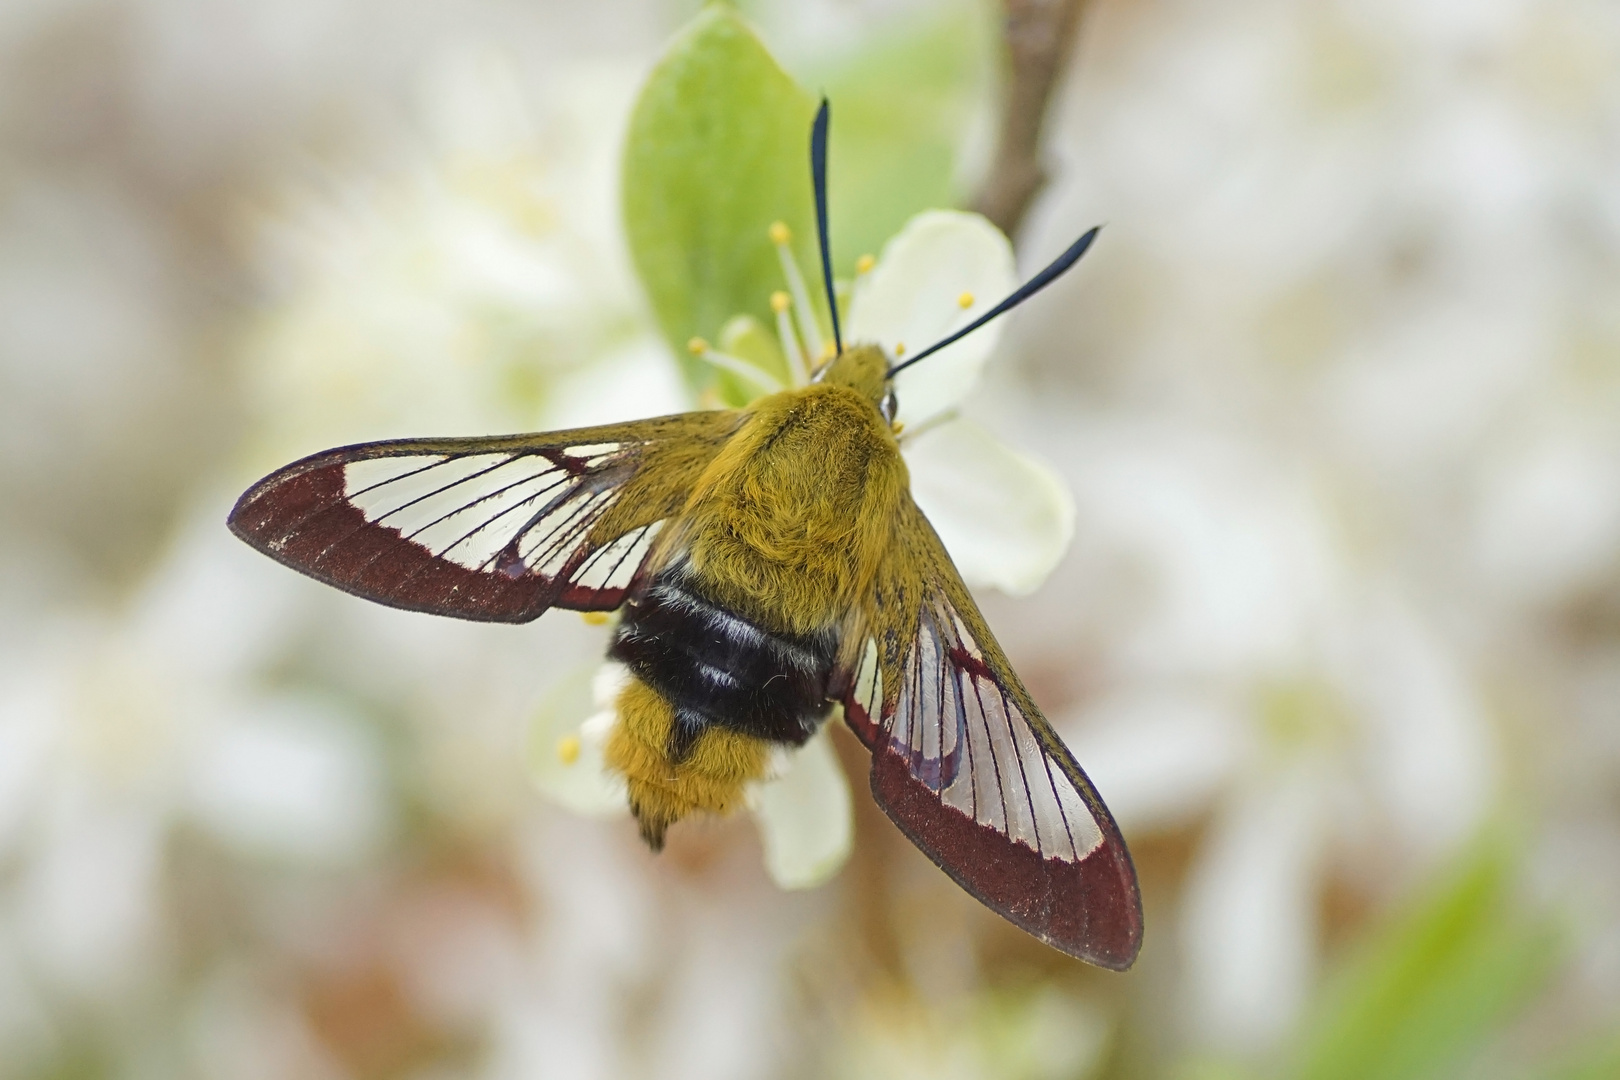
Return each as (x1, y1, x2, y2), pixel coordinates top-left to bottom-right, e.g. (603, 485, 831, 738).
(768, 221, 826, 363)
(906, 294, 980, 364)
(771, 290, 809, 386)
(556, 735, 582, 766)
(687, 337, 785, 394)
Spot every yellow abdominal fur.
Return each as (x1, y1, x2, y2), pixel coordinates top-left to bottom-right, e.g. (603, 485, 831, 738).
(605, 346, 906, 844)
(604, 679, 771, 849)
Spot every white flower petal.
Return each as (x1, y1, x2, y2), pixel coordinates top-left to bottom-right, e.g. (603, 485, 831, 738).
(540, 336, 693, 429)
(528, 663, 627, 818)
(904, 418, 1076, 596)
(1331, 594, 1493, 856)
(1179, 767, 1326, 1051)
(748, 724, 852, 890)
(847, 210, 1016, 426)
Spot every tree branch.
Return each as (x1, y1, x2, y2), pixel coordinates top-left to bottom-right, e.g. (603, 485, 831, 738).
(972, 0, 1093, 238)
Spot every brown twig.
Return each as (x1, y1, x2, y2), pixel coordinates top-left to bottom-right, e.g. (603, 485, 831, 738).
(972, 0, 1093, 237)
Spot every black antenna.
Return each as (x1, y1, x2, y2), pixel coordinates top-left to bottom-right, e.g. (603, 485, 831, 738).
(887, 226, 1102, 378)
(810, 98, 842, 357)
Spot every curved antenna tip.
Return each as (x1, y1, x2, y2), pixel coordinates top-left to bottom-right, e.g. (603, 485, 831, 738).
(886, 225, 1102, 378)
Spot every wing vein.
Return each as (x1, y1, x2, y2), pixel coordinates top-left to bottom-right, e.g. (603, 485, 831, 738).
(374, 455, 530, 528)
(1005, 684, 1044, 858)
(396, 464, 569, 544)
(416, 470, 574, 560)
(345, 455, 450, 500)
(1045, 754, 1080, 858)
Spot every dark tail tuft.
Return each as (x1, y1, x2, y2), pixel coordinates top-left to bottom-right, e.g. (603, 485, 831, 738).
(631, 801, 670, 851)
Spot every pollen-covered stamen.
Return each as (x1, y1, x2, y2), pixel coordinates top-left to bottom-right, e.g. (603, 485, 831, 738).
(768, 221, 826, 363)
(934, 291, 983, 341)
(771, 290, 809, 387)
(687, 337, 785, 394)
(883, 288, 980, 368)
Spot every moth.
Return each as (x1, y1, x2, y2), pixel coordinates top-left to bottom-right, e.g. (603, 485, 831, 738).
(229, 102, 1142, 970)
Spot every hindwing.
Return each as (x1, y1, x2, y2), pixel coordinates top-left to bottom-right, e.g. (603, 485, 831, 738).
(838, 498, 1143, 969)
(228, 411, 743, 622)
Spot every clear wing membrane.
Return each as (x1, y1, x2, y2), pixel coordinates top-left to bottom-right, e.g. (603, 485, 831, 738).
(841, 501, 1142, 969)
(228, 413, 741, 622)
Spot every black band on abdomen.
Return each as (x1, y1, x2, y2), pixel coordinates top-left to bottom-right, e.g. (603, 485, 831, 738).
(609, 571, 836, 758)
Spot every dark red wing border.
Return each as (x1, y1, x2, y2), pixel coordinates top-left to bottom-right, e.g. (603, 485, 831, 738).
(229, 412, 751, 623)
(230, 455, 598, 622)
(871, 745, 1143, 970)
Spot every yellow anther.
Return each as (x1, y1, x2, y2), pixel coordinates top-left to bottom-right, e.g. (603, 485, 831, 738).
(580, 611, 610, 626)
(820, 342, 835, 361)
(893, 342, 907, 357)
(957, 291, 975, 309)
(687, 336, 709, 355)
(770, 290, 791, 313)
(892, 421, 905, 435)
(556, 735, 581, 766)
(768, 221, 791, 245)
(855, 254, 876, 274)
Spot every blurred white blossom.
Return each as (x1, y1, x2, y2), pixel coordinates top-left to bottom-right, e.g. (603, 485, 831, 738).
(830, 986, 1110, 1080)
(1043, 369, 1498, 1050)
(241, 46, 685, 466)
(2, 0, 1619, 1076)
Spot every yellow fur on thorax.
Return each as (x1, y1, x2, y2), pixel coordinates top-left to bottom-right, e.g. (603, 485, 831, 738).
(604, 680, 770, 849)
(680, 378, 907, 636)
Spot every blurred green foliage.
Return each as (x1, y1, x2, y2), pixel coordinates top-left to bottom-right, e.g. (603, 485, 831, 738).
(1172, 835, 1583, 1080)
(1291, 835, 1562, 1080)
(622, 4, 817, 392)
(811, 7, 991, 273)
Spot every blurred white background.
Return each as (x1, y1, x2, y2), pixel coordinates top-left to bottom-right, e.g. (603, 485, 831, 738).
(2, 1, 1618, 1077)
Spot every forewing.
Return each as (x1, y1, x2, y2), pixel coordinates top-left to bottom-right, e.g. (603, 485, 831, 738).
(839, 498, 1143, 969)
(229, 411, 743, 622)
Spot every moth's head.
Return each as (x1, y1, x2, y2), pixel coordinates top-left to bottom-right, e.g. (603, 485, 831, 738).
(816, 344, 891, 415)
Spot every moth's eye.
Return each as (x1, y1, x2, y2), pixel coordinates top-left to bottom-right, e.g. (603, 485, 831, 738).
(880, 388, 899, 424)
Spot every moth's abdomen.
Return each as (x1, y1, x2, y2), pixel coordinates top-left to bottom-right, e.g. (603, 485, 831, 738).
(609, 569, 837, 759)
(604, 679, 768, 850)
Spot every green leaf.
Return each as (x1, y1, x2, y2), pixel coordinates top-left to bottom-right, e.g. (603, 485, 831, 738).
(809, 6, 992, 270)
(1292, 835, 1562, 1080)
(622, 3, 818, 390)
